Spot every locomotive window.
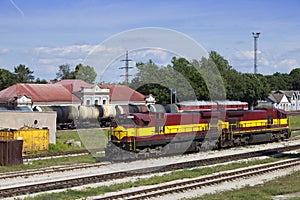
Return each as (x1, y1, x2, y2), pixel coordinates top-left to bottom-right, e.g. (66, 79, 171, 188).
(229, 119, 237, 124)
(268, 116, 273, 124)
(277, 112, 281, 119)
(229, 119, 237, 131)
(141, 119, 149, 127)
(117, 118, 136, 126)
(282, 113, 287, 118)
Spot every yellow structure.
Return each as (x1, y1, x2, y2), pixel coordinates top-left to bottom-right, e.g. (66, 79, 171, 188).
(0, 128, 49, 152)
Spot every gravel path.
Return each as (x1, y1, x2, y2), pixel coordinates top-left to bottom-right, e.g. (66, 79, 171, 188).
(152, 162, 300, 200)
(2, 139, 300, 199)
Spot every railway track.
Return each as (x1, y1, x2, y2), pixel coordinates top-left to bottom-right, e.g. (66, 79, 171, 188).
(22, 136, 300, 163)
(23, 149, 91, 159)
(20, 130, 300, 162)
(0, 162, 109, 180)
(1, 144, 300, 198)
(94, 158, 300, 200)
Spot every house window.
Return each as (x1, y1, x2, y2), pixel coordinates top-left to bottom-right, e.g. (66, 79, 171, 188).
(86, 100, 90, 105)
(95, 99, 99, 105)
(103, 99, 106, 105)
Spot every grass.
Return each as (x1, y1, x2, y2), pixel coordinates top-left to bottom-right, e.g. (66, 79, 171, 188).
(56, 128, 108, 152)
(291, 131, 300, 137)
(290, 115, 300, 130)
(188, 170, 300, 200)
(0, 154, 97, 173)
(0, 128, 107, 173)
(21, 155, 300, 200)
(24, 128, 109, 155)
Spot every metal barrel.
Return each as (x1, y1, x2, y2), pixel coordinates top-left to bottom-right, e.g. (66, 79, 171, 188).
(164, 104, 179, 113)
(102, 105, 116, 118)
(78, 105, 100, 120)
(115, 105, 130, 115)
(135, 105, 149, 113)
(148, 104, 166, 113)
(51, 106, 78, 123)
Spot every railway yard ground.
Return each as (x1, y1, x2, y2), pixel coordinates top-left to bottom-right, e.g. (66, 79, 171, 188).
(1, 115, 300, 200)
(1, 136, 300, 200)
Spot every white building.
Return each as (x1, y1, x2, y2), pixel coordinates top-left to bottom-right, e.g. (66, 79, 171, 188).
(264, 90, 300, 111)
(78, 85, 110, 106)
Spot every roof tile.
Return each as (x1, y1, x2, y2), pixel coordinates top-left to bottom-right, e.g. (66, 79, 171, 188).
(0, 83, 80, 102)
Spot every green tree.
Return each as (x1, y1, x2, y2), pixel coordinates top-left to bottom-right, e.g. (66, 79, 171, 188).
(130, 60, 171, 103)
(197, 55, 226, 100)
(130, 60, 189, 103)
(240, 74, 270, 108)
(74, 64, 97, 84)
(289, 68, 300, 90)
(171, 57, 209, 101)
(56, 64, 75, 81)
(14, 64, 34, 83)
(209, 50, 233, 73)
(0, 68, 17, 90)
(35, 78, 48, 84)
(265, 72, 292, 91)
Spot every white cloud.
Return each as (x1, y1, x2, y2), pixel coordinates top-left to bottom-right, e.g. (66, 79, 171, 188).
(30, 44, 98, 80)
(34, 44, 94, 59)
(274, 59, 299, 72)
(233, 50, 261, 61)
(0, 48, 9, 54)
(130, 48, 176, 65)
(99, 48, 178, 83)
(230, 49, 300, 75)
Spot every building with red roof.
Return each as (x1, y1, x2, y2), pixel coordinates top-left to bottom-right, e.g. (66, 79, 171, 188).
(55, 79, 93, 93)
(100, 84, 154, 105)
(0, 80, 154, 107)
(0, 83, 80, 107)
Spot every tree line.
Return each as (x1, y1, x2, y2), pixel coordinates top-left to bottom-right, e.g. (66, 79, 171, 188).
(130, 51, 300, 106)
(0, 64, 97, 90)
(1, 51, 300, 107)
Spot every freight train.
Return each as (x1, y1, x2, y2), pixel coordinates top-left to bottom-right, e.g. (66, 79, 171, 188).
(105, 108, 290, 161)
(33, 101, 249, 129)
(33, 104, 150, 129)
(33, 105, 117, 129)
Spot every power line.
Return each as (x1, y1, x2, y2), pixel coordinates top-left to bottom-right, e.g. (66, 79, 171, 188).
(120, 51, 133, 84)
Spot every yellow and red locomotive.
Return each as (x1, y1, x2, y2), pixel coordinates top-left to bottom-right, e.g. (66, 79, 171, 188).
(105, 107, 290, 161)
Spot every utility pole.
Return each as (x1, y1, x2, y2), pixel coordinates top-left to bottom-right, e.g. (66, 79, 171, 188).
(252, 32, 260, 74)
(120, 51, 133, 84)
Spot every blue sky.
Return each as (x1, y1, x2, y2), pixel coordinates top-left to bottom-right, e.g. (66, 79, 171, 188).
(0, 0, 299, 82)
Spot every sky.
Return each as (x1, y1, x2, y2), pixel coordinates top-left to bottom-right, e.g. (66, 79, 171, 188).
(0, 0, 299, 82)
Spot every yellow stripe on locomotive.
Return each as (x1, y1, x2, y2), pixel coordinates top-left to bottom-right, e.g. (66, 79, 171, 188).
(112, 122, 212, 141)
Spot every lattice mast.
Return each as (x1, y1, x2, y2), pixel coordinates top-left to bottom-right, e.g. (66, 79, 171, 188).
(120, 51, 133, 84)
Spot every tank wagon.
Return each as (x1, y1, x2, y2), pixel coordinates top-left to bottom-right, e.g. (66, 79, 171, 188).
(77, 105, 116, 128)
(105, 108, 290, 161)
(34, 105, 116, 129)
(33, 106, 78, 129)
(34, 104, 149, 129)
